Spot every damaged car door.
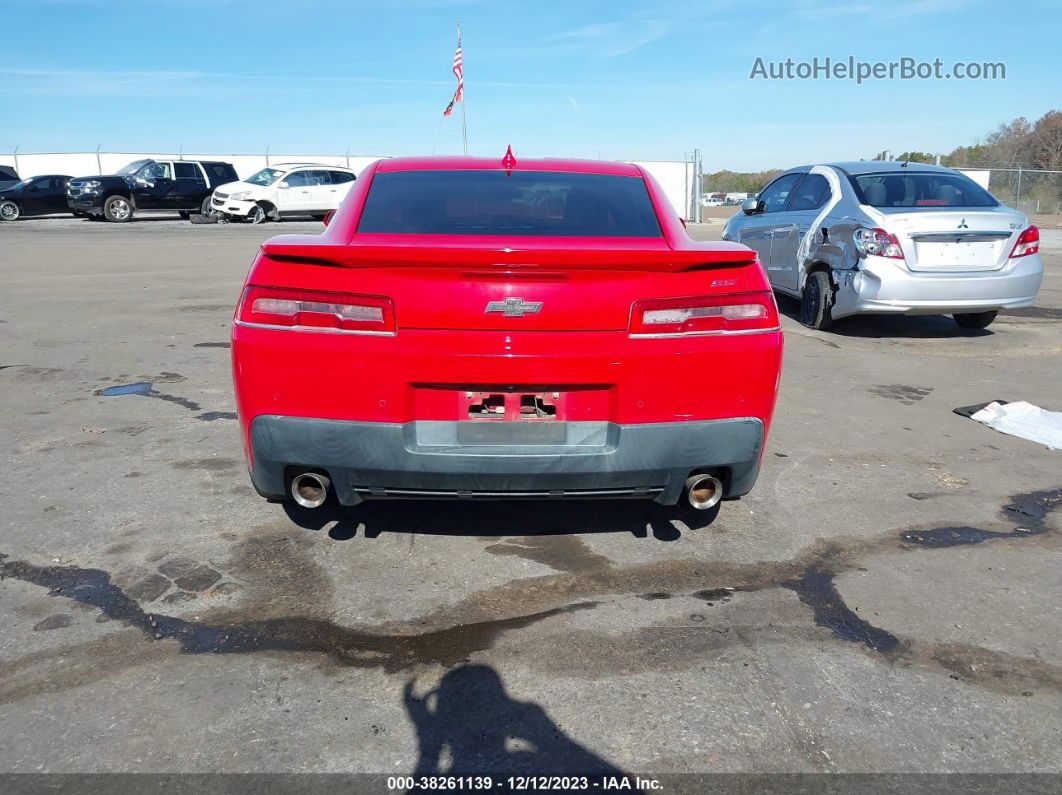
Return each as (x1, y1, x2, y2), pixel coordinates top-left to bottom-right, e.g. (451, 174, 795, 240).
(736, 172, 803, 275)
(768, 172, 833, 294)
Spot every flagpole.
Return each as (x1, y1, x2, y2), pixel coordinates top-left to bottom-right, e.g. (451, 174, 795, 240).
(458, 22, 468, 155)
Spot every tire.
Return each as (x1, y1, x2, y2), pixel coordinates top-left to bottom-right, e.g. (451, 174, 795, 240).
(249, 204, 268, 224)
(953, 310, 998, 329)
(799, 270, 834, 330)
(103, 194, 133, 223)
(198, 196, 215, 217)
(189, 212, 217, 225)
(0, 201, 20, 221)
(178, 211, 190, 220)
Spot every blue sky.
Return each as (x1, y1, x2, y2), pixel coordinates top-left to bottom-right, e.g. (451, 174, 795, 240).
(2, 0, 1059, 170)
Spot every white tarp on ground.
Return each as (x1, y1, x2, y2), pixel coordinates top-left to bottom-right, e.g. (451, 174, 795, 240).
(0, 153, 696, 220)
(971, 401, 1062, 450)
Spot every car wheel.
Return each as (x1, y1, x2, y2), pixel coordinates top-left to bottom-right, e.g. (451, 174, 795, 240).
(0, 201, 20, 221)
(249, 205, 268, 224)
(178, 211, 190, 220)
(199, 196, 216, 217)
(799, 270, 834, 330)
(103, 195, 133, 223)
(953, 310, 998, 329)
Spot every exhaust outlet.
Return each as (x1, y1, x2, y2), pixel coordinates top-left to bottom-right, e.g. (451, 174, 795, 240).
(291, 472, 331, 509)
(684, 474, 723, 510)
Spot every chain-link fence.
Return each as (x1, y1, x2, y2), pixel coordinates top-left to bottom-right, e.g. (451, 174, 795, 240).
(979, 168, 1062, 215)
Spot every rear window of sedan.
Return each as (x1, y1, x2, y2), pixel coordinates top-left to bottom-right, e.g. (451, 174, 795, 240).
(357, 170, 662, 236)
(850, 171, 998, 208)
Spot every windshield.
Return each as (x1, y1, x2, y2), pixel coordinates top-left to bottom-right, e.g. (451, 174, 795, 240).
(850, 171, 998, 208)
(117, 160, 152, 176)
(357, 170, 662, 237)
(244, 168, 285, 186)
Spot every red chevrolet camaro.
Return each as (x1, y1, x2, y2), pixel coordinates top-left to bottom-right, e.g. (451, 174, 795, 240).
(231, 153, 783, 516)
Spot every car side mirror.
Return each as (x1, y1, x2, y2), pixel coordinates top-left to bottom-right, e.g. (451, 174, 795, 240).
(279, 181, 290, 190)
(322, 210, 334, 227)
(741, 198, 761, 215)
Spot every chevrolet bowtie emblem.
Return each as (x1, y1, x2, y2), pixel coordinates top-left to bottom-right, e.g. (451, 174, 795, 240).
(485, 297, 543, 317)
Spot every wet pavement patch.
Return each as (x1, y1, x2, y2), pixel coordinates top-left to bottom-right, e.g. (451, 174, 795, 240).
(195, 411, 237, 421)
(783, 567, 900, 653)
(95, 381, 201, 412)
(0, 550, 598, 671)
(693, 588, 734, 605)
(867, 384, 934, 405)
(0, 486, 1059, 695)
(32, 614, 73, 632)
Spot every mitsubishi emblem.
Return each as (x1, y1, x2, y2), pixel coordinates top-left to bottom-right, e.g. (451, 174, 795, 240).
(485, 297, 542, 317)
(957, 218, 969, 228)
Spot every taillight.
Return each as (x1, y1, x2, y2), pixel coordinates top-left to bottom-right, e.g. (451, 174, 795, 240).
(1009, 225, 1039, 258)
(854, 227, 904, 259)
(629, 292, 778, 336)
(236, 285, 395, 334)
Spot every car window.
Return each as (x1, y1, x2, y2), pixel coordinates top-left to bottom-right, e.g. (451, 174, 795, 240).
(203, 163, 236, 184)
(787, 174, 831, 212)
(304, 170, 332, 186)
(757, 174, 802, 213)
(141, 161, 172, 181)
(851, 171, 998, 208)
(358, 170, 662, 237)
(31, 177, 52, 190)
(174, 162, 203, 181)
(283, 170, 311, 188)
(330, 171, 356, 184)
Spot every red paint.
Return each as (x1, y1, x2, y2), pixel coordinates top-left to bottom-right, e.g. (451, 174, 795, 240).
(232, 156, 783, 472)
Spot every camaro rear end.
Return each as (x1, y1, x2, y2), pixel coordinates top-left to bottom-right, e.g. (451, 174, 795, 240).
(232, 155, 783, 514)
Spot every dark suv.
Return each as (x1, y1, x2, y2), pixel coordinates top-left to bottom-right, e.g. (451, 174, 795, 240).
(67, 159, 238, 222)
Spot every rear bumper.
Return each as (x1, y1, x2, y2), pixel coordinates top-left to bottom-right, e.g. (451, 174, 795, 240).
(832, 254, 1043, 317)
(248, 415, 765, 506)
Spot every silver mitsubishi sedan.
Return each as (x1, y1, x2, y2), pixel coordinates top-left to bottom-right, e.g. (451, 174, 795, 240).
(722, 161, 1043, 330)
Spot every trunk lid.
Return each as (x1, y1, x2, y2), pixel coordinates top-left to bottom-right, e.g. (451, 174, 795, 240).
(258, 236, 763, 332)
(880, 209, 1022, 272)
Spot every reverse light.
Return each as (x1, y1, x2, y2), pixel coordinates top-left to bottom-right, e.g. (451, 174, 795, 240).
(854, 227, 904, 259)
(1009, 225, 1039, 258)
(236, 285, 395, 334)
(629, 292, 778, 336)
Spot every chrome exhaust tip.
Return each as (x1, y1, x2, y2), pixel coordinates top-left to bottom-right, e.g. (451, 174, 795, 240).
(684, 474, 723, 510)
(291, 472, 331, 509)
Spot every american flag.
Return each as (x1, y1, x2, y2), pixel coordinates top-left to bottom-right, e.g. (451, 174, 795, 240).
(443, 34, 463, 117)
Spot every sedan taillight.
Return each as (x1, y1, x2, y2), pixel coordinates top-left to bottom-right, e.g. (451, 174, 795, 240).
(236, 285, 395, 334)
(1009, 225, 1039, 258)
(854, 227, 904, 259)
(629, 292, 779, 336)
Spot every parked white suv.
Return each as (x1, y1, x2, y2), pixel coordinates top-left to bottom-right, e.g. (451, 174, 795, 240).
(211, 163, 357, 223)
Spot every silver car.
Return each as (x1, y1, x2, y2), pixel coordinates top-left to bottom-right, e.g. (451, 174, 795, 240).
(722, 161, 1043, 330)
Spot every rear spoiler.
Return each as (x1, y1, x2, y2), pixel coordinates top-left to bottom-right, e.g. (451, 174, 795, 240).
(260, 237, 758, 273)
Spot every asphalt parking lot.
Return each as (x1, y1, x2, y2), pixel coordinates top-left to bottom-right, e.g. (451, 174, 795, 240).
(1, 213, 1061, 782)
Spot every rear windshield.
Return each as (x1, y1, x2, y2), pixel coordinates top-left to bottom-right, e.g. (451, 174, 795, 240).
(850, 171, 997, 208)
(357, 170, 662, 236)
